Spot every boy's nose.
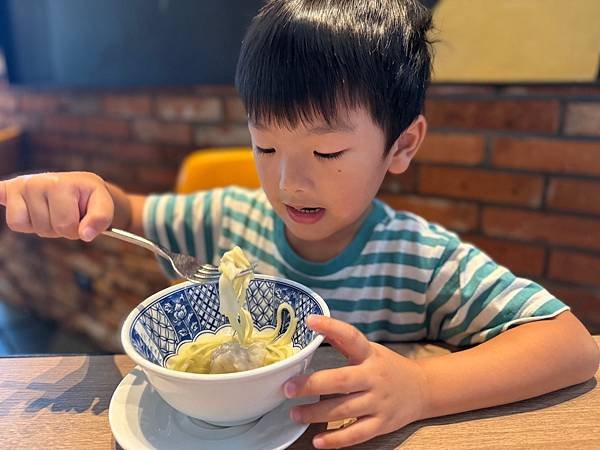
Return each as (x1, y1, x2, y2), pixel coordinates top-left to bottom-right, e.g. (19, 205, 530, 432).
(278, 157, 312, 193)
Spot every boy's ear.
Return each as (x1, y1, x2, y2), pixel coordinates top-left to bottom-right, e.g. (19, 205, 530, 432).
(387, 115, 427, 174)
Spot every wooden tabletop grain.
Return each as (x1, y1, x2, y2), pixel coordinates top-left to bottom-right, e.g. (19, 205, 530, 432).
(0, 337, 598, 450)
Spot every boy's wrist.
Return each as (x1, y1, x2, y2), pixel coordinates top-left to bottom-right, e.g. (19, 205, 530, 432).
(412, 358, 434, 422)
(105, 182, 132, 230)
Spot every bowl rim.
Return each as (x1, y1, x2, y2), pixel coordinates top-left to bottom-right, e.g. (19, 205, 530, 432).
(121, 274, 330, 381)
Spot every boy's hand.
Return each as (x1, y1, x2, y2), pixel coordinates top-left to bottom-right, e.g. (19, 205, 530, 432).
(0, 172, 115, 241)
(284, 315, 428, 449)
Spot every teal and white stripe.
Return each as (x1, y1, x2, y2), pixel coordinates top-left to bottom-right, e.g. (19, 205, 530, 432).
(144, 187, 569, 346)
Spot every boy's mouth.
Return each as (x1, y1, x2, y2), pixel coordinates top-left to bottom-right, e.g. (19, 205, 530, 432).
(285, 204, 326, 224)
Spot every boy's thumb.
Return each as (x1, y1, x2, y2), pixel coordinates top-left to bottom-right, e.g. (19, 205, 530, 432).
(78, 214, 112, 242)
(0, 181, 6, 206)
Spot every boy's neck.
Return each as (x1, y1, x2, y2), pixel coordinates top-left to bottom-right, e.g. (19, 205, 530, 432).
(284, 205, 373, 263)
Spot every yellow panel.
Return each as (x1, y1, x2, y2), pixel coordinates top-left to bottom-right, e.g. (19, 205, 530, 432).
(431, 0, 600, 82)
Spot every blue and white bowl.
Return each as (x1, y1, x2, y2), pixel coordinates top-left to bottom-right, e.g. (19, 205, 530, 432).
(121, 274, 330, 426)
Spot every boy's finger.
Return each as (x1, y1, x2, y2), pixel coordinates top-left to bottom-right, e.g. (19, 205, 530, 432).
(290, 391, 371, 425)
(313, 416, 379, 449)
(307, 315, 371, 364)
(284, 365, 370, 398)
(4, 189, 33, 233)
(48, 187, 82, 240)
(78, 187, 114, 242)
(0, 181, 6, 206)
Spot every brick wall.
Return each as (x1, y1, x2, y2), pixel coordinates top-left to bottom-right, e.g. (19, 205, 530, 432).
(0, 82, 599, 350)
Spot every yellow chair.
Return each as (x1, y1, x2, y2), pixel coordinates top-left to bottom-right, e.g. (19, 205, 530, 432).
(175, 147, 260, 194)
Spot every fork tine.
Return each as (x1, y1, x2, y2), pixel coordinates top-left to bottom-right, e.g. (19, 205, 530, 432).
(188, 263, 257, 284)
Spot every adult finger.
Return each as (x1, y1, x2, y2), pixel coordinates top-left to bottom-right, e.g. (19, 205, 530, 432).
(307, 315, 371, 364)
(312, 415, 381, 449)
(78, 186, 114, 242)
(285, 365, 370, 398)
(290, 391, 374, 424)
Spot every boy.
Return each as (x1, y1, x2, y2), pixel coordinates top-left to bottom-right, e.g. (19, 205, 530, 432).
(0, 1, 598, 448)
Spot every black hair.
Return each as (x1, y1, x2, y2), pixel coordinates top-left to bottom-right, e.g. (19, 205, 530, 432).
(235, 0, 434, 154)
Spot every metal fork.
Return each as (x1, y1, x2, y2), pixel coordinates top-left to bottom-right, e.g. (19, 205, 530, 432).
(101, 228, 254, 283)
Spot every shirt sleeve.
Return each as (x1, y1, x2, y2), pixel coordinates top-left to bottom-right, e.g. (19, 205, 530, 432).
(425, 235, 570, 347)
(143, 189, 225, 279)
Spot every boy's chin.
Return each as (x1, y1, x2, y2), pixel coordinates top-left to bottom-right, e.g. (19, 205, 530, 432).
(282, 221, 333, 243)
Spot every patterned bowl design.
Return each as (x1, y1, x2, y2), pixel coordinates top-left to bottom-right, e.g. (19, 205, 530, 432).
(129, 275, 326, 368)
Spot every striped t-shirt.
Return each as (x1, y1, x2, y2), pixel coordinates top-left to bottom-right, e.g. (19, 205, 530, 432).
(144, 187, 568, 347)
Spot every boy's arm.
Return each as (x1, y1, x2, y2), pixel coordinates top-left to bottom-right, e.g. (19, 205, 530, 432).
(416, 310, 600, 419)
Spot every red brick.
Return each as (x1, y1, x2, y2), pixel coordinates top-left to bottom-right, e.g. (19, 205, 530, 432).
(136, 166, 179, 189)
(8, 113, 41, 131)
(425, 99, 559, 133)
(192, 85, 238, 96)
(548, 250, 600, 287)
(483, 207, 600, 251)
(547, 178, 600, 215)
(0, 92, 18, 111)
(194, 125, 251, 147)
(416, 133, 485, 165)
(419, 166, 544, 207)
(224, 96, 247, 123)
(42, 115, 83, 134)
(156, 96, 223, 122)
(427, 86, 498, 96)
(133, 119, 192, 145)
(564, 102, 600, 137)
(0, 133, 19, 176)
(60, 95, 100, 115)
(66, 138, 163, 163)
(114, 142, 163, 163)
(27, 131, 66, 150)
(62, 137, 102, 154)
(462, 234, 545, 278)
(380, 165, 419, 194)
(379, 194, 478, 232)
(501, 86, 600, 97)
(19, 93, 60, 113)
(87, 157, 136, 182)
(492, 137, 600, 176)
(544, 283, 600, 333)
(103, 95, 152, 117)
(83, 117, 130, 139)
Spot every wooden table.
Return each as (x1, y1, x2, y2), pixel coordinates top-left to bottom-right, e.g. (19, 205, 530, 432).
(1, 338, 598, 449)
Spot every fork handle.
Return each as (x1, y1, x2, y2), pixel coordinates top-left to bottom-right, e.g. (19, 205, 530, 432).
(101, 228, 170, 260)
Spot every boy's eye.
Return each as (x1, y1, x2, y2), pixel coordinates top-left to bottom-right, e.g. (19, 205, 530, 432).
(255, 146, 275, 155)
(314, 150, 345, 160)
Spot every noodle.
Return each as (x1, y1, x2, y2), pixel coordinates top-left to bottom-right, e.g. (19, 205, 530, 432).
(166, 247, 298, 374)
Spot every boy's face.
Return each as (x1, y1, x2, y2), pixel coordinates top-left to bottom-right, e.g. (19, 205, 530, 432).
(249, 107, 424, 256)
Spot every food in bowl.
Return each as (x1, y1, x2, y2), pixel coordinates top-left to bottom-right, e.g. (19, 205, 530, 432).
(121, 252, 329, 425)
(166, 246, 298, 374)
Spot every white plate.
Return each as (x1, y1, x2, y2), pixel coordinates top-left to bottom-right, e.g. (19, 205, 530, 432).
(109, 367, 315, 450)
